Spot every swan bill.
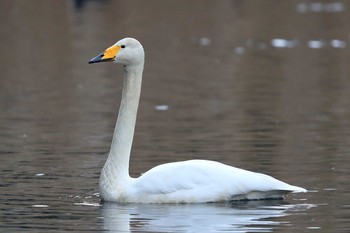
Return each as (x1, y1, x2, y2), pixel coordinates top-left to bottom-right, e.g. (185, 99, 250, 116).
(89, 45, 121, 64)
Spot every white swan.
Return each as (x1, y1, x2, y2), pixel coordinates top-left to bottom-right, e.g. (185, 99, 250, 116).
(89, 38, 306, 203)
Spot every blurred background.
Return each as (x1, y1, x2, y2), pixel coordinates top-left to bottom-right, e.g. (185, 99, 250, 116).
(1, 0, 350, 232)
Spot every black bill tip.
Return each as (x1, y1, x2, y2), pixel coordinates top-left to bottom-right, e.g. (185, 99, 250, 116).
(89, 54, 103, 64)
(88, 53, 114, 64)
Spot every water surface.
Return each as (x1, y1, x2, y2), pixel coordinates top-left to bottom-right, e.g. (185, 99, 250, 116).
(1, 1, 350, 232)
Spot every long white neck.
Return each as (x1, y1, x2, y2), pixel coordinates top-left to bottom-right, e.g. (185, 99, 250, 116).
(99, 64, 143, 199)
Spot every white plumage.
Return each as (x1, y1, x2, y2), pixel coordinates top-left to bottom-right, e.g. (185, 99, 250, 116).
(89, 38, 306, 203)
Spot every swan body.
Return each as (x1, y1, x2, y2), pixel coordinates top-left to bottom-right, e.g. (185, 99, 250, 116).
(89, 38, 306, 203)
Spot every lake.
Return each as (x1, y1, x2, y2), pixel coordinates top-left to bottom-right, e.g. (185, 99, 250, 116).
(1, 1, 349, 232)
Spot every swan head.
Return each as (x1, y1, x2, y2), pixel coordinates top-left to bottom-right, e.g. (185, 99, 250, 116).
(89, 37, 144, 66)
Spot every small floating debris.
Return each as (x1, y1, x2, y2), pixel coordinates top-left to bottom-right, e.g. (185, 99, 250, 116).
(271, 39, 297, 48)
(296, 2, 345, 13)
(199, 37, 211, 46)
(330, 39, 346, 48)
(308, 40, 326, 49)
(74, 201, 101, 207)
(155, 105, 169, 111)
(234, 37, 345, 55)
(234, 47, 245, 54)
(307, 226, 321, 230)
(35, 173, 45, 177)
(32, 204, 49, 208)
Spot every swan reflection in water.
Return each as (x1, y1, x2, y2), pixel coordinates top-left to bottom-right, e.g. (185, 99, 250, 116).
(99, 200, 310, 232)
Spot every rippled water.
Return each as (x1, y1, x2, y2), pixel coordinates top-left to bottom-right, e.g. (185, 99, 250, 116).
(1, 0, 350, 232)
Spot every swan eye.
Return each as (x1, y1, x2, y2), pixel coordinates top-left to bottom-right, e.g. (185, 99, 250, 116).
(121, 45, 126, 49)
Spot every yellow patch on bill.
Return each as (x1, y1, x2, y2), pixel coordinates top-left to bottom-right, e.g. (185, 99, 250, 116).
(103, 45, 120, 59)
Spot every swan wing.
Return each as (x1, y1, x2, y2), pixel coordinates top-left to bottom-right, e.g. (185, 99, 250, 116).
(131, 160, 305, 203)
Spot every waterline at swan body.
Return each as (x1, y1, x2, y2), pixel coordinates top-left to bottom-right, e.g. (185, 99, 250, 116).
(89, 38, 306, 203)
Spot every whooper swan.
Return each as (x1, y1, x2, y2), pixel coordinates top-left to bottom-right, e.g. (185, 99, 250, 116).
(89, 38, 306, 203)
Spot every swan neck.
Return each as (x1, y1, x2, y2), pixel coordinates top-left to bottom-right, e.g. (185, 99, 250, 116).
(110, 64, 143, 175)
(100, 64, 143, 198)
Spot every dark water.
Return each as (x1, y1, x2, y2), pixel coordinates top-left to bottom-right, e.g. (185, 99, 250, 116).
(1, 0, 350, 232)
